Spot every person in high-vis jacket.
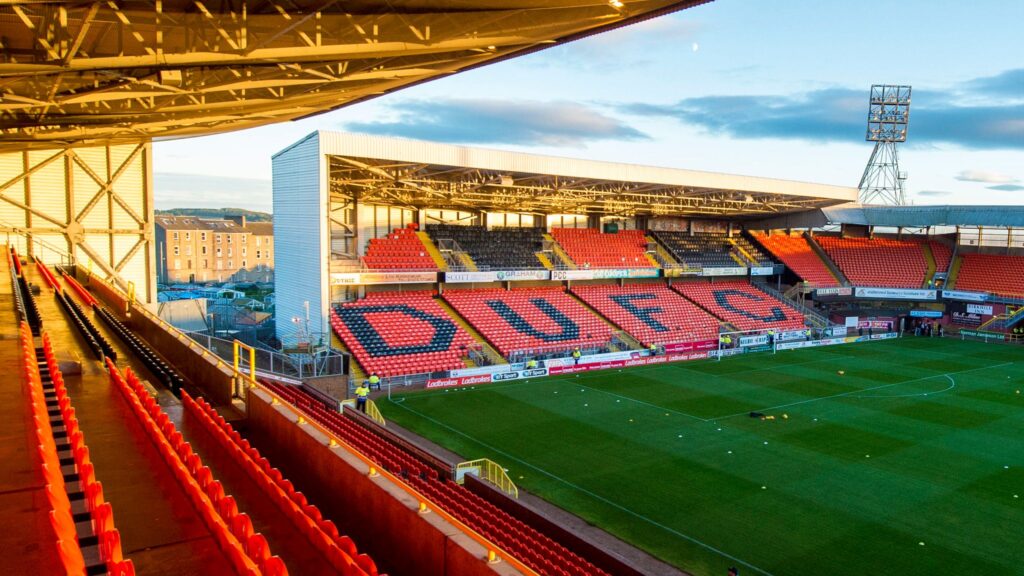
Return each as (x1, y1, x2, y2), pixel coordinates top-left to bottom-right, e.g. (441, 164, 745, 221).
(572, 347, 582, 365)
(526, 358, 538, 369)
(355, 382, 370, 412)
(368, 373, 380, 389)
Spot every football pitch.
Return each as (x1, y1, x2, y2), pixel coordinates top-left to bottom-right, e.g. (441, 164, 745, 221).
(381, 337, 1024, 576)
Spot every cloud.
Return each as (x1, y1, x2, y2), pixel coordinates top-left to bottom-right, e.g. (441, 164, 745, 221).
(155, 172, 272, 212)
(987, 184, 1024, 192)
(916, 190, 951, 197)
(618, 70, 1024, 150)
(966, 69, 1024, 100)
(955, 170, 1018, 184)
(344, 99, 648, 146)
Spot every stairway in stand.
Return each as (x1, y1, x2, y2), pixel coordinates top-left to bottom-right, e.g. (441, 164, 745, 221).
(434, 297, 507, 365)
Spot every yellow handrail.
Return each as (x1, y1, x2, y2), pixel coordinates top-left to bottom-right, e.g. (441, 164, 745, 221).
(341, 398, 386, 426)
(456, 458, 519, 499)
(250, 383, 536, 575)
(233, 339, 257, 396)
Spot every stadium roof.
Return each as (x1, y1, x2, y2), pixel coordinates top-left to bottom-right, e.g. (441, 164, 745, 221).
(0, 0, 709, 151)
(306, 131, 857, 216)
(746, 203, 1024, 230)
(820, 204, 1024, 228)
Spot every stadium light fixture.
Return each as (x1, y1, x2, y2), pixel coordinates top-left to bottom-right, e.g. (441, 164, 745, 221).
(858, 84, 911, 205)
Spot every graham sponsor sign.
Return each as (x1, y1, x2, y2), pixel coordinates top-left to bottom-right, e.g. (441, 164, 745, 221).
(331, 271, 438, 285)
(444, 270, 550, 283)
(854, 287, 937, 300)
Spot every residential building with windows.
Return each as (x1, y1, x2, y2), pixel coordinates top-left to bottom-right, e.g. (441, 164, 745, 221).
(155, 215, 274, 283)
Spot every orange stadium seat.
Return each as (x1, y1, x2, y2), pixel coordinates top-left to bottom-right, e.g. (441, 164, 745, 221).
(753, 233, 840, 287)
(331, 291, 474, 377)
(674, 281, 805, 331)
(261, 381, 611, 576)
(570, 283, 719, 347)
(954, 253, 1024, 297)
(551, 228, 653, 268)
(362, 225, 438, 270)
(442, 287, 613, 359)
(815, 236, 928, 288)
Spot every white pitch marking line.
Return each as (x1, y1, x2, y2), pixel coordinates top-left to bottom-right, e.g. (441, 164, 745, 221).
(390, 401, 779, 576)
(711, 362, 1013, 421)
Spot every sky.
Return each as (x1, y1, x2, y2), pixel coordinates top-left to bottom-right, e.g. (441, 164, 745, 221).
(154, 0, 1024, 213)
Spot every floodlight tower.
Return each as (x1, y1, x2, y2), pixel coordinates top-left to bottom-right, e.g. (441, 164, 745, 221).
(858, 85, 911, 205)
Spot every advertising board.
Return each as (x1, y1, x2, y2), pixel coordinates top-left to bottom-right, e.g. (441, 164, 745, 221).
(444, 270, 550, 283)
(855, 287, 937, 300)
(700, 267, 747, 277)
(331, 271, 438, 285)
(941, 290, 989, 302)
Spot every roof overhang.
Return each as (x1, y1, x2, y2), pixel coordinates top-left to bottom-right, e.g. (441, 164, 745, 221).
(0, 0, 710, 151)
(309, 131, 857, 217)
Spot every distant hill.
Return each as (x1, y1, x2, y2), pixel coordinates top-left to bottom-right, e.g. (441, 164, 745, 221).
(155, 208, 272, 222)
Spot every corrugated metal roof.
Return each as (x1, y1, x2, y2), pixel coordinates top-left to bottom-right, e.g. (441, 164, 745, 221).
(307, 130, 857, 202)
(821, 204, 1024, 227)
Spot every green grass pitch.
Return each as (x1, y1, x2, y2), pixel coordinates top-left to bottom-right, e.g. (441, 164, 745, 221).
(380, 337, 1024, 576)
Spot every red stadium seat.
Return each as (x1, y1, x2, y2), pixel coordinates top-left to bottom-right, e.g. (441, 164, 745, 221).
(551, 228, 653, 268)
(571, 283, 719, 346)
(753, 233, 840, 287)
(674, 281, 805, 331)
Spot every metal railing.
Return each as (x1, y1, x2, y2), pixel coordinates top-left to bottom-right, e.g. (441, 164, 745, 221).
(455, 458, 519, 499)
(185, 329, 346, 380)
(2, 221, 77, 270)
(753, 280, 832, 327)
(248, 383, 539, 575)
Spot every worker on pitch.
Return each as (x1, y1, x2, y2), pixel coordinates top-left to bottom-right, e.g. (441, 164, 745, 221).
(355, 381, 370, 413)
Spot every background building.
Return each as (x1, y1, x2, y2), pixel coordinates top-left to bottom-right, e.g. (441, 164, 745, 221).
(156, 215, 274, 284)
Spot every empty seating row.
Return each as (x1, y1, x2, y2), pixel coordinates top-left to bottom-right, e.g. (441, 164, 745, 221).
(331, 291, 473, 377)
(653, 231, 768, 268)
(571, 284, 720, 346)
(23, 326, 135, 576)
(17, 275, 43, 335)
(753, 233, 840, 287)
(442, 287, 614, 358)
(96, 306, 185, 394)
(954, 254, 1024, 297)
(262, 382, 608, 576)
(183, 391, 380, 575)
(929, 241, 953, 273)
(550, 228, 653, 269)
(57, 289, 117, 361)
(815, 236, 927, 288)
(9, 248, 29, 327)
(426, 224, 545, 269)
(61, 272, 100, 306)
(107, 361, 289, 576)
(362, 226, 438, 270)
(674, 281, 806, 331)
(34, 257, 61, 290)
(262, 381, 436, 481)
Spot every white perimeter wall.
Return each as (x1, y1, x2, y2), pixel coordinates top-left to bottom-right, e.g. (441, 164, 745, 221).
(273, 133, 328, 342)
